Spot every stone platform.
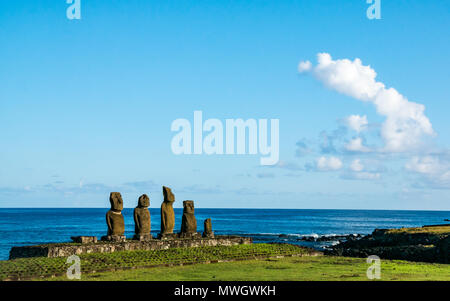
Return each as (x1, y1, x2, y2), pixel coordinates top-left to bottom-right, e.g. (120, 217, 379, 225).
(9, 236, 252, 259)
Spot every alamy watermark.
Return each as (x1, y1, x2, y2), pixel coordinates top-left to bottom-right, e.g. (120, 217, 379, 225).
(366, 0, 381, 20)
(170, 111, 279, 166)
(66, 255, 81, 279)
(366, 255, 381, 279)
(65, 1, 380, 22)
(66, 0, 81, 20)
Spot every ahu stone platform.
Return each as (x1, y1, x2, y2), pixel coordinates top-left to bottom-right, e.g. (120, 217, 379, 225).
(9, 236, 252, 259)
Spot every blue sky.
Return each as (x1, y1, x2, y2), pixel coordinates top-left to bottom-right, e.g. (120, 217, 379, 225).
(1, 0, 449, 209)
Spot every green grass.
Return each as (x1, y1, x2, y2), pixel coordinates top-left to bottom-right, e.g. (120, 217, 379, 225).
(50, 256, 450, 281)
(0, 243, 315, 281)
(2, 243, 448, 281)
(385, 225, 450, 235)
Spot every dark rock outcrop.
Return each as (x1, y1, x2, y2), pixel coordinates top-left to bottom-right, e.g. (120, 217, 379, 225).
(437, 236, 449, 263)
(326, 225, 450, 263)
(299, 234, 362, 242)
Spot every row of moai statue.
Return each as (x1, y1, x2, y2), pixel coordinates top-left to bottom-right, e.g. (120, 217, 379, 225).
(102, 186, 214, 242)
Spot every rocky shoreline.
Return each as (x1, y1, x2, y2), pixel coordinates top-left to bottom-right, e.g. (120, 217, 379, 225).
(295, 233, 363, 243)
(325, 224, 449, 264)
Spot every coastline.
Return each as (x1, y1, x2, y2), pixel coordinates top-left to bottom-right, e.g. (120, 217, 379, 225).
(1, 208, 448, 261)
(327, 224, 450, 264)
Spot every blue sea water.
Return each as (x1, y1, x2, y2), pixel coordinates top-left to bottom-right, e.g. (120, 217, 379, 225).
(0, 208, 449, 260)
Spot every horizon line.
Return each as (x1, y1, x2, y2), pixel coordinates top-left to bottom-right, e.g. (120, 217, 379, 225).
(0, 207, 449, 212)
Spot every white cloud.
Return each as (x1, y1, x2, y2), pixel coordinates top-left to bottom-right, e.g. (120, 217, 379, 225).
(405, 156, 439, 174)
(405, 155, 450, 189)
(350, 172, 381, 180)
(350, 159, 364, 172)
(298, 60, 312, 72)
(346, 115, 368, 133)
(299, 53, 435, 152)
(275, 160, 303, 171)
(296, 139, 312, 157)
(317, 156, 343, 171)
(342, 159, 381, 180)
(257, 172, 276, 179)
(346, 137, 371, 153)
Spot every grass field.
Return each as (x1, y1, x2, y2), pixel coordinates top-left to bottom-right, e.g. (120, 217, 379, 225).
(0, 243, 315, 281)
(1, 243, 448, 281)
(51, 256, 450, 281)
(385, 225, 450, 235)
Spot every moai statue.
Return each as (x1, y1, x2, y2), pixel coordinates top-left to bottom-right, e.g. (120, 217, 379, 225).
(102, 192, 126, 242)
(133, 194, 151, 241)
(203, 218, 214, 238)
(160, 186, 175, 237)
(180, 200, 197, 236)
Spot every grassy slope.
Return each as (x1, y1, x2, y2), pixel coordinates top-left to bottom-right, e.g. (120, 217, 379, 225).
(2, 243, 448, 281)
(51, 256, 450, 281)
(385, 225, 450, 235)
(0, 244, 315, 280)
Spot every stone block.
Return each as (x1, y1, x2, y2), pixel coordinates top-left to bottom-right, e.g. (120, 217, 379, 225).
(101, 235, 127, 242)
(133, 234, 153, 241)
(71, 236, 98, 244)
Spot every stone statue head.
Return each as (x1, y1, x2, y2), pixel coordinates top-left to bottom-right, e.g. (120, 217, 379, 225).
(163, 186, 175, 203)
(109, 192, 124, 211)
(138, 194, 150, 208)
(183, 200, 195, 214)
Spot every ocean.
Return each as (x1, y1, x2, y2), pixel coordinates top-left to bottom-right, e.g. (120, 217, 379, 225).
(0, 208, 449, 260)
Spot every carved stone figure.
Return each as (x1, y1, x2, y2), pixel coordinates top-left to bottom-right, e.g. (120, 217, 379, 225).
(203, 218, 214, 238)
(102, 192, 126, 242)
(134, 194, 151, 241)
(181, 200, 197, 234)
(160, 186, 175, 235)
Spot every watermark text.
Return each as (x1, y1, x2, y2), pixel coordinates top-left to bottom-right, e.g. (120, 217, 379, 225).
(171, 111, 279, 165)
